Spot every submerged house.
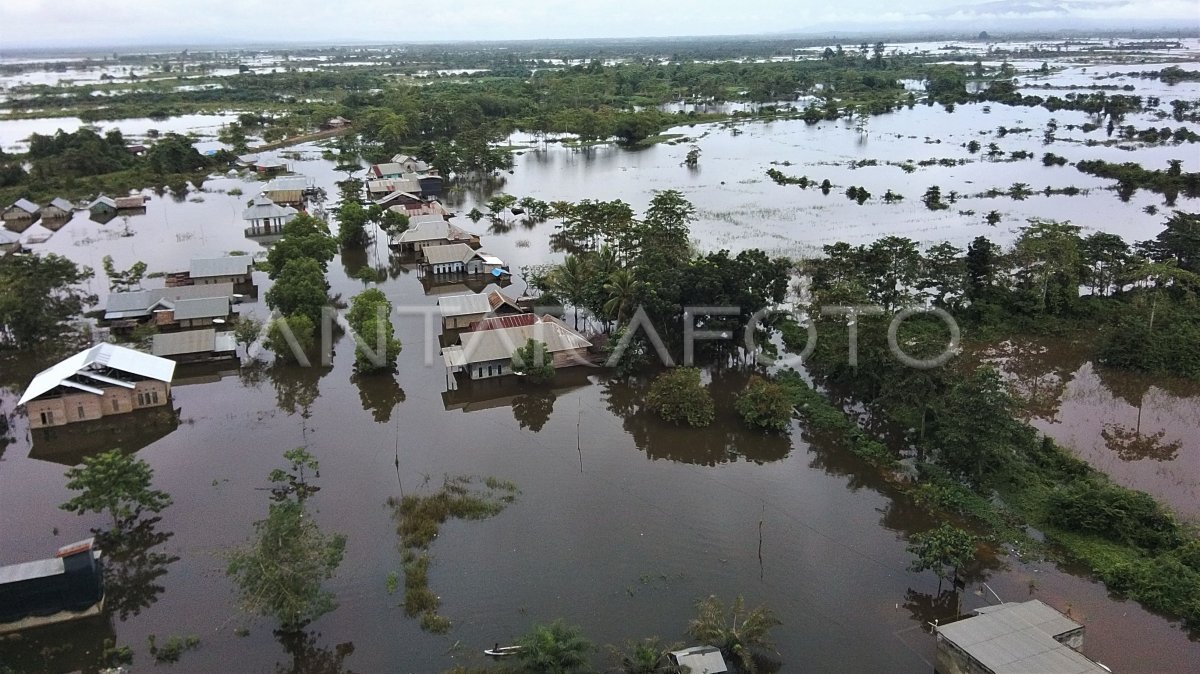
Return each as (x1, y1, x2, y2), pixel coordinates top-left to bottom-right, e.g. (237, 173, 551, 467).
(17, 343, 176, 430)
(420, 243, 506, 277)
(935, 600, 1109, 674)
(261, 176, 314, 206)
(87, 195, 118, 217)
(368, 162, 405, 179)
(0, 229, 21, 256)
(103, 283, 235, 331)
(390, 154, 432, 174)
(114, 195, 149, 210)
(669, 647, 729, 674)
(438, 293, 493, 330)
(322, 116, 351, 129)
(2, 198, 40, 222)
(390, 215, 480, 253)
(151, 328, 238, 363)
(188, 256, 254, 286)
(441, 314, 591, 380)
(243, 195, 298, 236)
(0, 538, 105, 634)
(366, 176, 422, 200)
(42, 198, 74, 220)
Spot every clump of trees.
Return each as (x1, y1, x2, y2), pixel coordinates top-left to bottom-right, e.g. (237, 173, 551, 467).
(646, 368, 715, 428)
(735, 377, 794, 432)
(687, 595, 781, 673)
(61, 449, 172, 528)
(0, 253, 95, 349)
(346, 288, 401, 372)
(512, 339, 556, 383)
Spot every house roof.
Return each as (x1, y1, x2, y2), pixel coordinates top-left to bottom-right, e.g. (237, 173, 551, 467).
(262, 176, 312, 193)
(670, 647, 729, 674)
(88, 196, 117, 210)
(104, 283, 234, 320)
(422, 243, 482, 265)
(9, 198, 39, 214)
(936, 601, 1107, 674)
(18, 343, 176, 405)
(372, 162, 404, 176)
(114, 195, 147, 208)
(469, 313, 537, 332)
(487, 289, 522, 313)
(242, 196, 298, 221)
(190, 255, 252, 278)
(367, 177, 421, 195)
(171, 296, 231, 320)
(152, 328, 217, 356)
(438, 293, 492, 318)
(394, 217, 476, 245)
(375, 190, 423, 206)
(441, 315, 591, 367)
(47, 198, 73, 212)
(0, 229, 19, 245)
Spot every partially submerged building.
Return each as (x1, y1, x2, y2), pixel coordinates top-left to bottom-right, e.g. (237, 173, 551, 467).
(0, 228, 21, 256)
(2, 198, 40, 222)
(934, 600, 1110, 674)
(151, 328, 238, 363)
(438, 293, 493, 330)
(261, 176, 315, 206)
(41, 198, 74, 220)
(243, 195, 299, 236)
(389, 215, 479, 253)
(0, 538, 105, 635)
(114, 195, 149, 210)
(669, 646, 729, 674)
(87, 195, 118, 218)
(420, 243, 506, 277)
(103, 283, 235, 331)
(17, 343, 176, 430)
(187, 256, 254, 286)
(441, 314, 591, 380)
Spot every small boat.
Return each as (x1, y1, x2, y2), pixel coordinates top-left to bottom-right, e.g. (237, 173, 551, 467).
(484, 644, 522, 657)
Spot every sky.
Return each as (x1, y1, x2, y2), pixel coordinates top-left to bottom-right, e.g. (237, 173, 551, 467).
(1, 0, 1197, 50)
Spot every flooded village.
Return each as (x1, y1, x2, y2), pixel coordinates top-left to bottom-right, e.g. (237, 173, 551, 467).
(1, 15, 1199, 674)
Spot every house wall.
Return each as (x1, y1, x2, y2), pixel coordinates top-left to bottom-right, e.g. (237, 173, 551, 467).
(25, 381, 171, 429)
(194, 273, 249, 285)
(430, 261, 465, 275)
(934, 635, 986, 674)
(2, 206, 34, 221)
(444, 312, 487, 330)
(469, 359, 510, 380)
(42, 206, 72, 219)
(552, 348, 590, 369)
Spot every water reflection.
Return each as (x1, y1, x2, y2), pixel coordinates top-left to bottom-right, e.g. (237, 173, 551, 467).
(903, 586, 962, 627)
(352, 371, 406, 423)
(28, 407, 181, 466)
(602, 369, 792, 465)
(512, 391, 556, 431)
(99, 515, 179, 622)
(273, 628, 357, 674)
(0, 613, 116, 674)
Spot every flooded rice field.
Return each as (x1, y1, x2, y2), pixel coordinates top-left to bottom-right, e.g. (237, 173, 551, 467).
(2, 53, 1200, 673)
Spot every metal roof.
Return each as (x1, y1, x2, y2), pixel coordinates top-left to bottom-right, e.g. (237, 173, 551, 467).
(9, 198, 39, 214)
(422, 243, 480, 265)
(441, 315, 591, 367)
(18, 343, 176, 405)
(936, 601, 1107, 674)
(171, 296, 230, 320)
(114, 195, 147, 208)
(438, 293, 492, 318)
(242, 195, 298, 221)
(367, 177, 420, 194)
(670, 647, 729, 674)
(263, 176, 312, 192)
(189, 255, 252, 278)
(372, 162, 404, 176)
(47, 198, 74, 212)
(0, 229, 18, 245)
(0, 538, 94, 584)
(104, 283, 234, 319)
(88, 195, 117, 210)
(470, 313, 537, 332)
(487, 290, 522, 312)
(152, 329, 216, 356)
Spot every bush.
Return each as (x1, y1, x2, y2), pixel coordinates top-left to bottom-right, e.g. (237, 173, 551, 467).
(735, 376, 794, 432)
(1047, 479, 1181, 552)
(645, 368, 715, 427)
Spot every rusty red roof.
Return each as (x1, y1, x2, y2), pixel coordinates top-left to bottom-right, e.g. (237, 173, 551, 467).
(468, 313, 537, 332)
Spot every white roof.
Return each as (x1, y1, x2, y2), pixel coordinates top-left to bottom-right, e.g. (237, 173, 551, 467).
(0, 229, 18, 245)
(104, 283, 235, 320)
(441, 315, 590, 367)
(88, 195, 117, 210)
(670, 646, 729, 674)
(373, 162, 404, 175)
(151, 329, 235, 356)
(190, 255, 252, 278)
(422, 243, 481, 265)
(242, 196, 298, 221)
(937, 601, 1107, 674)
(9, 198, 39, 214)
(18, 343, 176, 406)
(367, 177, 421, 195)
(262, 176, 312, 193)
(394, 217, 477, 246)
(437, 293, 492, 318)
(48, 197, 74, 211)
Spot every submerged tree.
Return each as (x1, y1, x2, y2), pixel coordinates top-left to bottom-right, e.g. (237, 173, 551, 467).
(515, 621, 593, 674)
(61, 449, 172, 528)
(906, 524, 979, 587)
(0, 252, 95, 348)
(646, 368, 715, 428)
(512, 338, 556, 384)
(686, 595, 781, 673)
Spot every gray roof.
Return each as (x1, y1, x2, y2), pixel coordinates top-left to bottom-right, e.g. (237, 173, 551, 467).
(263, 176, 312, 192)
(190, 256, 252, 279)
(47, 198, 74, 212)
(0, 229, 18, 245)
(88, 195, 117, 210)
(937, 601, 1108, 674)
(171, 296, 231, 320)
(18, 344, 175, 405)
(422, 243, 481, 266)
(0, 538, 95, 584)
(670, 647, 728, 674)
(9, 198, 39, 214)
(242, 195, 298, 221)
(151, 329, 234, 356)
(373, 162, 404, 176)
(441, 315, 591, 367)
(394, 217, 476, 245)
(438, 293, 492, 318)
(104, 283, 234, 320)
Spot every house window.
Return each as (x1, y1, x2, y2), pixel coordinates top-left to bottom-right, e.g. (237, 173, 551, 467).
(77, 404, 86, 419)
(137, 392, 146, 406)
(40, 410, 54, 425)
(151, 390, 160, 404)
(112, 398, 120, 412)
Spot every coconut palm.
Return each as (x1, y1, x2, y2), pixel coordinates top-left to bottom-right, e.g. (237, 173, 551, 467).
(516, 620, 593, 673)
(686, 596, 780, 673)
(608, 638, 687, 674)
(550, 254, 589, 330)
(603, 269, 640, 328)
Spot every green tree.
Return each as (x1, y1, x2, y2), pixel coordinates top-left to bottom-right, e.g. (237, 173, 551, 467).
(686, 595, 780, 673)
(336, 199, 372, 247)
(346, 288, 401, 371)
(61, 449, 172, 528)
(906, 524, 978, 585)
(101, 255, 148, 292)
(512, 339, 556, 384)
(550, 254, 591, 329)
(930, 368, 1033, 488)
(265, 314, 317, 363)
(145, 133, 208, 174)
(609, 638, 687, 674)
(0, 253, 95, 348)
(646, 368, 715, 428)
(1150, 211, 1200, 274)
(265, 214, 338, 279)
(735, 377, 794, 432)
(265, 258, 328, 326)
(603, 268, 640, 327)
(515, 621, 593, 674)
(234, 316, 264, 357)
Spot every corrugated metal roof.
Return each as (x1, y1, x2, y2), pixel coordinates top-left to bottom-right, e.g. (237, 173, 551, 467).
(152, 329, 216, 356)
(104, 283, 234, 319)
(936, 601, 1107, 674)
(438, 293, 492, 318)
(670, 647, 729, 674)
(18, 343, 176, 405)
(242, 196, 298, 221)
(0, 557, 65, 585)
(214, 331, 237, 353)
(487, 290, 521, 312)
(114, 195, 147, 208)
(172, 296, 230, 320)
(372, 162, 404, 176)
(422, 243, 479, 265)
(48, 198, 74, 212)
(367, 177, 421, 194)
(10, 198, 39, 214)
(0, 229, 18, 245)
(263, 176, 312, 192)
(88, 195, 117, 210)
(441, 315, 591, 366)
(189, 256, 252, 279)
(375, 190, 422, 206)
(469, 313, 537, 332)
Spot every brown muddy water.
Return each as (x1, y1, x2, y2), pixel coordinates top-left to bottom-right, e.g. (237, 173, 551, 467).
(2, 75, 1200, 672)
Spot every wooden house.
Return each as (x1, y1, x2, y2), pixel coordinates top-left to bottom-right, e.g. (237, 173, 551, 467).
(242, 195, 298, 236)
(0, 538, 105, 634)
(103, 283, 235, 331)
(87, 195, 118, 217)
(441, 315, 591, 380)
(114, 195, 149, 210)
(420, 243, 505, 277)
(189, 256, 254, 285)
(2, 199, 40, 222)
(252, 158, 289, 174)
(261, 176, 314, 206)
(41, 198, 74, 220)
(151, 328, 237, 363)
(390, 215, 480, 253)
(437, 293, 492, 330)
(17, 343, 176, 430)
(390, 154, 432, 173)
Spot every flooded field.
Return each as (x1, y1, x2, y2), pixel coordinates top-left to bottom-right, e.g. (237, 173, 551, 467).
(2, 47, 1200, 673)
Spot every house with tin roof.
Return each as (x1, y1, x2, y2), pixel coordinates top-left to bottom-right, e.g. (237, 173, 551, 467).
(441, 314, 591, 380)
(42, 198, 74, 220)
(390, 215, 480, 253)
(103, 283, 234, 331)
(935, 600, 1110, 674)
(420, 243, 506, 277)
(2, 199, 40, 222)
(151, 328, 238, 363)
(243, 195, 298, 236)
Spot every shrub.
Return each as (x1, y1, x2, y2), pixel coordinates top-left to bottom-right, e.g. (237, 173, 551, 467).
(1047, 479, 1181, 552)
(645, 368, 715, 427)
(735, 377, 794, 432)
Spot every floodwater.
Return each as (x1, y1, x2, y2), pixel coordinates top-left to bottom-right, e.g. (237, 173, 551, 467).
(2, 53, 1200, 674)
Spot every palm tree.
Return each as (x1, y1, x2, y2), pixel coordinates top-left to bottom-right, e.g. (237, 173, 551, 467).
(551, 255, 589, 330)
(516, 621, 592, 674)
(687, 596, 780, 673)
(608, 638, 687, 674)
(603, 269, 640, 328)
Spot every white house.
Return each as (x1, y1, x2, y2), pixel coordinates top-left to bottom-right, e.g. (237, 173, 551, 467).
(242, 196, 298, 235)
(441, 315, 591, 380)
